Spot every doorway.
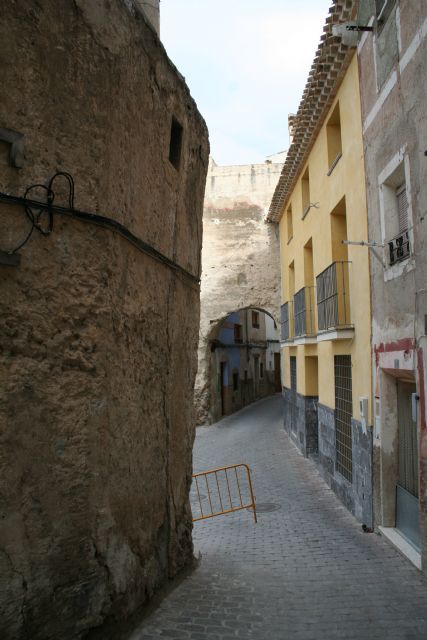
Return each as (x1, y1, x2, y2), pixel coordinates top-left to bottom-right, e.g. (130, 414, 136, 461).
(396, 380, 420, 550)
(274, 352, 281, 392)
(220, 362, 226, 416)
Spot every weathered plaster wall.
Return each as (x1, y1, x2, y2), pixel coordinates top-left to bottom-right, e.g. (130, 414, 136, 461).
(358, 0, 427, 570)
(195, 160, 283, 424)
(0, 2, 209, 638)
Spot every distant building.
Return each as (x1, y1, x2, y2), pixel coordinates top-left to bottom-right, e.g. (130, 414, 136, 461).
(195, 158, 284, 424)
(210, 309, 281, 420)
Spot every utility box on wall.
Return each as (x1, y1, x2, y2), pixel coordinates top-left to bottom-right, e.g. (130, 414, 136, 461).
(359, 396, 369, 433)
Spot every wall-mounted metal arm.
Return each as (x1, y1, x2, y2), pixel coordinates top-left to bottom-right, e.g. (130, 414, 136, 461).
(342, 239, 386, 268)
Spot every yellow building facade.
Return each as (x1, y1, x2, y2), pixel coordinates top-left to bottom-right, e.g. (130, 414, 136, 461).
(269, 45, 373, 525)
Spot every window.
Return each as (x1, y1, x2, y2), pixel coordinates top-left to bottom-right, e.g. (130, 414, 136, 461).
(334, 355, 353, 482)
(260, 362, 264, 379)
(301, 167, 310, 218)
(326, 102, 342, 174)
(232, 372, 239, 391)
(378, 155, 411, 268)
(290, 356, 297, 434)
(252, 310, 259, 328)
(234, 324, 243, 343)
(290, 356, 297, 392)
(286, 204, 293, 241)
(169, 117, 183, 169)
(388, 183, 410, 265)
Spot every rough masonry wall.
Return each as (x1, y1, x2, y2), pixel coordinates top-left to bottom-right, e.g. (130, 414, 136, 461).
(358, 1, 427, 566)
(195, 160, 282, 424)
(0, 2, 209, 638)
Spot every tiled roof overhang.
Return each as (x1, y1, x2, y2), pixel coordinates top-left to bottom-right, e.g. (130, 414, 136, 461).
(266, 0, 357, 223)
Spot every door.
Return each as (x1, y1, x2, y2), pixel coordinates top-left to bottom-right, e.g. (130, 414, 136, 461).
(274, 352, 281, 392)
(254, 355, 260, 398)
(220, 362, 226, 416)
(396, 381, 420, 550)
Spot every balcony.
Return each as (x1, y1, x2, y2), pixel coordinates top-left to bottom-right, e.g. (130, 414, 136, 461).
(388, 230, 410, 265)
(280, 301, 294, 342)
(293, 286, 316, 344)
(316, 261, 354, 341)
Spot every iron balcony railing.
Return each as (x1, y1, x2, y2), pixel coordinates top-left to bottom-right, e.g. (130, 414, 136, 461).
(280, 301, 294, 340)
(293, 286, 316, 337)
(388, 230, 410, 265)
(316, 261, 351, 331)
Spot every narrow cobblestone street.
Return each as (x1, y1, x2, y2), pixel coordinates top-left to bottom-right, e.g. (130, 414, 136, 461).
(129, 395, 427, 640)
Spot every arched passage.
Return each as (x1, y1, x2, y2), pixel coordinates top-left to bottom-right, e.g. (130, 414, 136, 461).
(200, 307, 281, 424)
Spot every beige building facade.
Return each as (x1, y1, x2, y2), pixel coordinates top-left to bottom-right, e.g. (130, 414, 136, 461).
(268, 0, 373, 527)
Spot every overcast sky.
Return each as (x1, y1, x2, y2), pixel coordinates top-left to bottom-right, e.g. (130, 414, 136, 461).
(161, 0, 332, 166)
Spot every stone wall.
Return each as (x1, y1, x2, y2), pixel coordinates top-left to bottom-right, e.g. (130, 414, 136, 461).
(195, 160, 283, 424)
(0, 2, 209, 638)
(318, 404, 373, 527)
(283, 387, 319, 458)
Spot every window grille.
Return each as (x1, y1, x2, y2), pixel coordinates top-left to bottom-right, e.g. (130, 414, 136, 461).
(388, 230, 410, 265)
(294, 286, 315, 336)
(316, 262, 350, 330)
(294, 289, 306, 337)
(281, 302, 289, 340)
(290, 356, 297, 433)
(290, 356, 297, 392)
(334, 355, 353, 482)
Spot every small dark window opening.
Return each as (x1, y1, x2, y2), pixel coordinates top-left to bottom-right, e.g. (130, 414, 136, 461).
(233, 372, 239, 391)
(169, 117, 183, 170)
(234, 324, 243, 343)
(252, 310, 260, 328)
(260, 362, 264, 378)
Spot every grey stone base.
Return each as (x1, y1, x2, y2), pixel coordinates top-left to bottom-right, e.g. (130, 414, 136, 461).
(318, 403, 373, 527)
(282, 387, 318, 457)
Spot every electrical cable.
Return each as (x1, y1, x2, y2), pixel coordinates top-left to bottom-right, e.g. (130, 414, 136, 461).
(0, 173, 200, 286)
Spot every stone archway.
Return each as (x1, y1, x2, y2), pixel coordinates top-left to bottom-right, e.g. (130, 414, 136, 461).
(194, 158, 283, 424)
(203, 307, 281, 424)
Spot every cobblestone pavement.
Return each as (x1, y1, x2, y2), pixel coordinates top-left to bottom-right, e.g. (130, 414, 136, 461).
(128, 395, 427, 640)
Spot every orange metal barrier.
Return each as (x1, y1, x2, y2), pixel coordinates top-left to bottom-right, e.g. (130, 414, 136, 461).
(191, 463, 257, 524)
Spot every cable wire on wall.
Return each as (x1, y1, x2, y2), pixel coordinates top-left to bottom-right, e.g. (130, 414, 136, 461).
(0, 172, 200, 286)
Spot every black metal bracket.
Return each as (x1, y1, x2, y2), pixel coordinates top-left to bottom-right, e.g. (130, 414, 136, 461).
(346, 25, 374, 32)
(0, 128, 25, 168)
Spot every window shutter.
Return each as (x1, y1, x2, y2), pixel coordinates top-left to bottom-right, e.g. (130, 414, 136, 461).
(397, 184, 408, 233)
